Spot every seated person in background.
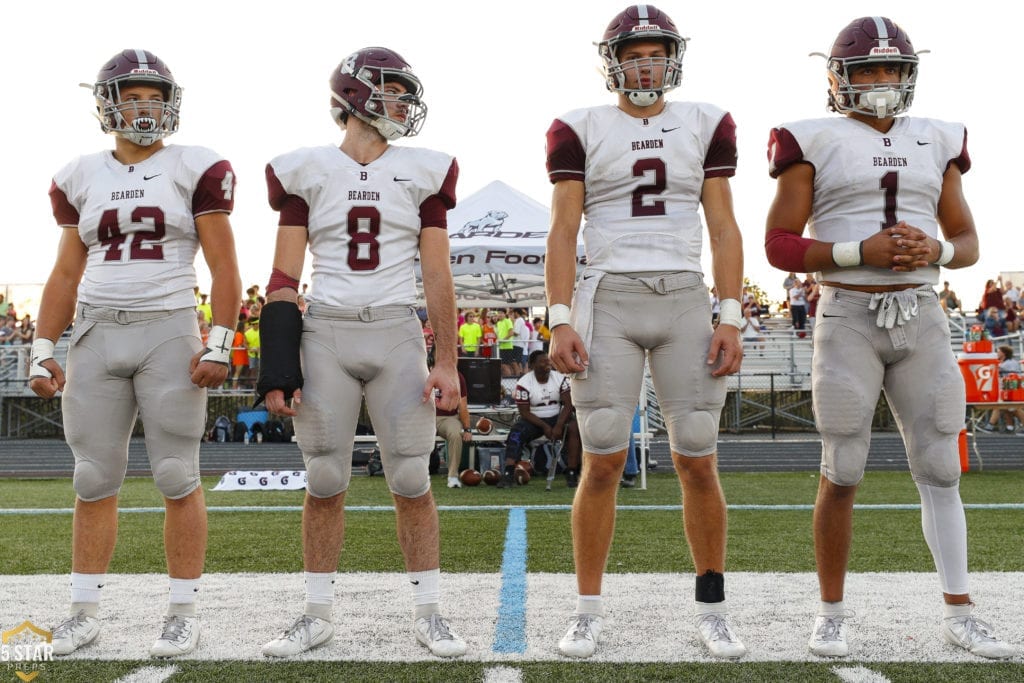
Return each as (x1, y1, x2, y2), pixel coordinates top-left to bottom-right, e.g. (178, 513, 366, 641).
(979, 345, 1024, 433)
(937, 281, 960, 314)
(498, 350, 581, 488)
(739, 305, 764, 354)
(436, 370, 473, 488)
(0, 315, 18, 344)
(981, 306, 1006, 338)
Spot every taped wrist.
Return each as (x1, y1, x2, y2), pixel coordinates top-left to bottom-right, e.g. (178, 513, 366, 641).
(256, 301, 303, 405)
(936, 241, 955, 266)
(199, 325, 233, 365)
(548, 303, 571, 329)
(831, 241, 863, 268)
(30, 338, 55, 379)
(717, 299, 743, 329)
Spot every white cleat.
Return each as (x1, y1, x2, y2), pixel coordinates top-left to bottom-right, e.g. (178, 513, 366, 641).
(695, 612, 747, 659)
(414, 614, 467, 657)
(262, 615, 334, 657)
(150, 615, 199, 658)
(558, 614, 603, 658)
(808, 612, 852, 657)
(943, 614, 1017, 659)
(51, 611, 101, 655)
(447, 477, 462, 489)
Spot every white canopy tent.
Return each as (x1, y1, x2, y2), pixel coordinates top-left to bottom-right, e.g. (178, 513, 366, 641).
(416, 180, 584, 307)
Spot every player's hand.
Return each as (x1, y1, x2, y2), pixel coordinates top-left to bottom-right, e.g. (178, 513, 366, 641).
(425, 364, 459, 412)
(189, 350, 230, 388)
(549, 326, 588, 374)
(266, 388, 301, 417)
(28, 360, 65, 398)
(707, 324, 743, 377)
(863, 222, 931, 272)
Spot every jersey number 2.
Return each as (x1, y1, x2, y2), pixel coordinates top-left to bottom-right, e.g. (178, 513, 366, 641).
(632, 158, 667, 217)
(97, 207, 165, 261)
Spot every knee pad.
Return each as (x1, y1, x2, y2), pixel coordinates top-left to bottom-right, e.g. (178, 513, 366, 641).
(820, 434, 870, 486)
(385, 453, 430, 498)
(910, 439, 962, 488)
(813, 380, 871, 436)
(153, 456, 200, 499)
(73, 458, 124, 502)
(154, 386, 206, 439)
(669, 410, 719, 457)
(305, 454, 352, 498)
(579, 407, 630, 454)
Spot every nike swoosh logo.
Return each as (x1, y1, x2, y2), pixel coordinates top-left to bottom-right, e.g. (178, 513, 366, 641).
(661, 127, 680, 133)
(410, 580, 420, 585)
(394, 176, 412, 182)
(916, 141, 931, 146)
(143, 174, 162, 180)
(820, 313, 846, 318)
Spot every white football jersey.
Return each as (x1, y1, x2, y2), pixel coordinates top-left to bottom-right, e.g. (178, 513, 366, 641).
(267, 145, 457, 307)
(768, 116, 969, 286)
(50, 145, 235, 310)
(514, 370, 569, 419)
(546, 102, 737, 274)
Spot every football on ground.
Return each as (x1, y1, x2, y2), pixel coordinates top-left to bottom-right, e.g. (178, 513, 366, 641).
(517, 460, 533, 476)
(459, 469, 482, 486)
(482, 469, 501, 485)
(514, 465, 531, 485)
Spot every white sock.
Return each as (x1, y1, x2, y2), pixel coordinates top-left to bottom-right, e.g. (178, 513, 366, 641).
(943, 602, 974, 620)
(916, 481, 969, 595)
(168, 577, 200, 617)
(577, 595, 603, 617)
(304, 571, 336, 621)
(819, 600, 846, 616)
(70, 572, 105, 615)
(695, 599, 729, 616)
(409, 569, 440, 620)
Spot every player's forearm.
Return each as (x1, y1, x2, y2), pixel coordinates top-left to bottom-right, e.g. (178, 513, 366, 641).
(710, 225, 744, 301)
(208, 264, 242, 330)
(423, 268, 458, 367)
(34, 273, 80, 341)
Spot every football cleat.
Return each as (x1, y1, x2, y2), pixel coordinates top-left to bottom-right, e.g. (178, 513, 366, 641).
(414, 614, 467, 657)
(558, 613, 603, 658)
(943, 614, 1017, 659)
(51, 611, 101, 655)
(150, 615, 199, 658)
(808, 611, 853, 657)
(695, 612, 747, 659)
(262, 615, 334, 657)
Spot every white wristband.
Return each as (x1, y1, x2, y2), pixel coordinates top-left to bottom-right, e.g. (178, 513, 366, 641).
(30, 338, 55, 379)
(832, 241, 863, 268)
(548, 303, 572, 329)
(200, 325, 233, 365)
(936, 240, 955, 266)
(718, 298, 743, 330)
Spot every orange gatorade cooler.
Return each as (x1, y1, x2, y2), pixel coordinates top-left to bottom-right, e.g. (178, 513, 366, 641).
(957, 352, 1000, 403)
(958, 428, 969, 473)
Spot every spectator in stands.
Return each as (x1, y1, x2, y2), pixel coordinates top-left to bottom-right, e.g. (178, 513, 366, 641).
(739, 305, 764, 354)
(938, 281, 960, 315)
(804, 275, 820, 329)
(709, 286, 721, 324)
(1004, 305, 1019, 334)
(533, 316, 550, 353)
(982, 307, 1006, 338)
(497, 350, 581, 489)
(296, 294, 307, 314)
(1003, 280, 1020, 310)
(789, 278, 808, 336)
(0, 293, 8, 317)
(0, 314, 16, 344)
(977, 279, 1005, 320)
(436, 369, 473, 488)
(16, 314, 35, 344)
(458, 310, 482, 357)
(979, 345, 1024, 433)
(422, 317, 435, 366)
(480, 312, 498, 358)
(783, 272, 800, 305)
(511, 308, 530, 374)
(196, 293, 212, 325)
(244, 319, 261, 385)
(230, 320, 248, 389)
(495, 308, 516, 377)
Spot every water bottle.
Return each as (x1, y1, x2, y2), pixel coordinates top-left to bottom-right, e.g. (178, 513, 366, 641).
(243, 430, 250, 445)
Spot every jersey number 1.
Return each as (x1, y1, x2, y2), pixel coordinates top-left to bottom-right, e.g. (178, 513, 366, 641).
(879, 171, 898, 230)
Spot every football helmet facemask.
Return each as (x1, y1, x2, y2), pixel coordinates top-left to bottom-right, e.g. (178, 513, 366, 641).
(330, 47, 426, 140)
(89, 49, 181, 146)
(598, 4, 685, 107)
(824, 16, 919, 118)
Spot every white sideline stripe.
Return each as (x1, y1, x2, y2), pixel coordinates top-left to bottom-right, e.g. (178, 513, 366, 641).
(483, 666, 524, 683)
(113, 665, 178, 683)
(4, 503, 1024, 515)
(3, 572, 1021, 662)
(833, 665, 892, 683)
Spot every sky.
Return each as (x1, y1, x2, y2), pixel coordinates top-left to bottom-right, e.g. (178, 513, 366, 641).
(3, 0, 1021, 313)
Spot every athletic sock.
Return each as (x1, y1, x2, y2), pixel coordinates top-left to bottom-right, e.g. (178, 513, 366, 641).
(819, 600, 846, 616)
(576, 595, 603, 617)
(70, 572, 105, 617)
(695, 569, 725, 604)
(409, 569, 441, 620)
(304, 571, 336, 621)
(168, 577, 200, 617)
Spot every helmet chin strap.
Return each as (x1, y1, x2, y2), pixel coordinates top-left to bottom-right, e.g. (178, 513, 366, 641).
(628, 90, 661, 107)
(861, 90, 900, 118)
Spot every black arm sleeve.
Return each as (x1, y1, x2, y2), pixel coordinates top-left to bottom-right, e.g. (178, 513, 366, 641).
(256, 301, 304, 406)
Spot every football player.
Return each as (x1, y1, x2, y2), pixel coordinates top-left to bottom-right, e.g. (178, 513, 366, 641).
(258, 47, 466, 658)
(765, 17, 1016, 659)
(545, 5, 747, 659)
(31, 49, 241, 657)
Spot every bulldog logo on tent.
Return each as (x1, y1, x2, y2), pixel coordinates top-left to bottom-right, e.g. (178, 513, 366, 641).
(454, 210, 509, 238)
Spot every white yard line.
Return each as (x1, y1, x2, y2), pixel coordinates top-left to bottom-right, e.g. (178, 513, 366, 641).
(832, 665, 893, 683)
(113, 665, 179, 683)
(483, 666, 524, 683)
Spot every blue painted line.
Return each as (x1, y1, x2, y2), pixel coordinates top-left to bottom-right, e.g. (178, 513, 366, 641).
(3, 503, 1023, 515)
(492, 507, 527, 653)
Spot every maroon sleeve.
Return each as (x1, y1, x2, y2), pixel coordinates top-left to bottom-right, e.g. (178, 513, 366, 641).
(49, 181, 79, 226)
(265, 163, 310, 227)
(193, 159, 235, 215)
(704, 112, 737, 178)
(546, 119, 586, 184)
(949, 128, 971, 175)
(420, 158, 458, 230)
(767, 127, 807, 178)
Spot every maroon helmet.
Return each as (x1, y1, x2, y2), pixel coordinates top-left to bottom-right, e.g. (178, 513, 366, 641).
(826, 17, 918, 118)
(597, 5, 685, 107)
(90, 49, 182, 146)
(329, 47, 426, 140)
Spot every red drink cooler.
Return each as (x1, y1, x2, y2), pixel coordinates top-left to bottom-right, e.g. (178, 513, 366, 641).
(957, 353, 1000, 403)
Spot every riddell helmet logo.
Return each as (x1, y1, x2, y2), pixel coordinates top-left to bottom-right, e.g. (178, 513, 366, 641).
(869, 47, 901, 56)
(630, 25, 662, 33)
